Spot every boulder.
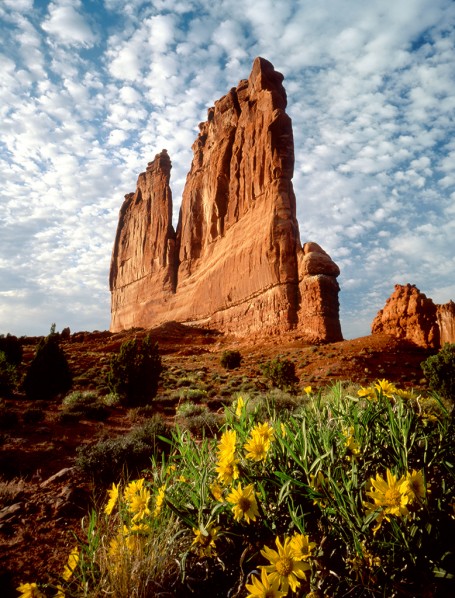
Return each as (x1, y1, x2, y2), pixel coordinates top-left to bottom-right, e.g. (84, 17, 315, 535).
(372, 284, 455, 348)
(110, 58, 342, 341)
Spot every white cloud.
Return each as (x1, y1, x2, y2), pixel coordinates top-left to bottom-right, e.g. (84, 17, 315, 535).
(41, 0, 98, 48)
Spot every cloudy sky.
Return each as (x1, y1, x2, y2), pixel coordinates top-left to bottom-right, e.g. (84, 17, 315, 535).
(1, 0, 454, 339)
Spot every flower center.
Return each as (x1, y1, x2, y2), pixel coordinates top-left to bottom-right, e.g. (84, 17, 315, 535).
(275, 556, 293, 577)
(238, 497, 251, 512)
(384, 488, 401, 507)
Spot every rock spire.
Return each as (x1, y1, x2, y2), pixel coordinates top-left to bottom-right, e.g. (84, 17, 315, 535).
(110, 57, 342, 341)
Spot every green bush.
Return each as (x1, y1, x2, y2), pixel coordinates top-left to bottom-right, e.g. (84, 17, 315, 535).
(76, 416, 171, 484)
(107, 335, 162, 406)
(60, 391, 109, 422)
(0, 351, 18, 396)
(23, 326, 72, 400)
(0, 334, 22, 365)
(261, 356, 299, 391)
(220, 350, 242, 370)
(421, 343, 455, 402)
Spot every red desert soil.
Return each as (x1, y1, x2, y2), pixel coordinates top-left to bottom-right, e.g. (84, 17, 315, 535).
(0, 323, 433, 595)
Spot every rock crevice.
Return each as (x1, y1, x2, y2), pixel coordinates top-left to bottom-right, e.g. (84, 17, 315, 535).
(110, 58, 342, 341)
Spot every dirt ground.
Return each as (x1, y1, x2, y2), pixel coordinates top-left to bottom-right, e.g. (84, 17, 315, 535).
(0, 324, 433, 595)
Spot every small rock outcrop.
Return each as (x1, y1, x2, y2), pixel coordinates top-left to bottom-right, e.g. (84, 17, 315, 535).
(110, 57, 342, 341)
(371, 284, 455, 348)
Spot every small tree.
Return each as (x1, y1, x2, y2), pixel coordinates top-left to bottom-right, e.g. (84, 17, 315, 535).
(0, 351, 18, 396)
(23, 326, 72, 400)
(261, 357, 299, 392)
(421, 343, 455, 402)
(220, 350, 242, 370)
(107, 334, 162, 406)
(0, 334, 22, 365)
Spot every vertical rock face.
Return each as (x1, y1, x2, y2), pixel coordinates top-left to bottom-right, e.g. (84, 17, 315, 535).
(437, 301, 455, 346)
(110, 150, 176, 331)
(110, 58, 342, 341)
(371, 284, 455, 348)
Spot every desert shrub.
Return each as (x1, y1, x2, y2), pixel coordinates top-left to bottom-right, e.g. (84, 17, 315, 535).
(22, 407, 45, 424)
(60, 391, 109, 422)
(0, 477, 24, 508)
(0, 351, 18, 396)
(421, 343, 455, 402)
(175, 402, 222, 437)
(23, 326, 72, 400)
(220, 350, 242, 370)
(107, 335, 162, 406)
(261, 356, 299, 391)
(76, 415, 171, 484)
(0, 334, 22, 365)
(0, 401, 18, 429)
(46, 378, 455, 598)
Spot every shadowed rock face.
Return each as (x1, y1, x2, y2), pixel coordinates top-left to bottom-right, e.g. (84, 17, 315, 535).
(372, 284, 455, 348)
(110, 57, 342, 341)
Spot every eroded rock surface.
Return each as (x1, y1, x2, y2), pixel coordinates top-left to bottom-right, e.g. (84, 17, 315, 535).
(372, 284, 455, 348)
(110, 58, 342, 341)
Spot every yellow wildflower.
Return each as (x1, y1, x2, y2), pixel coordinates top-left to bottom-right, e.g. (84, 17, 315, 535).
(217, 429, 237, 456)
(304, 385, 313, 395)
(153, 484, 166, 517)
(234, 396, 245, 417)
(374, 379, 397, 398)
(210, 480, 224, 501)
(245, 568, 287, 598)
(363, 469, 409, 532)
(192, 523, 220, 557)
(260, 536, 310, 593)
(226, 482, 260, 523)
(289, 532, 316, 561)
(400, 469, 427, 504)
(16, 583, 45, 598)
(251, 422, 275, 443)
(62, 546, 79, 581)
(104, 482, 119, 516)
(216, 457, 239, 485)
(343, 426, 360, 460)
(244, 434, 270, 462)
(357, 386, 376, 400)
(123, 478, 145, 504)
(129, 485, 152, 522)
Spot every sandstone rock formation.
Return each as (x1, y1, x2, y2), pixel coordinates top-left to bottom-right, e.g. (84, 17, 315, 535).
(371, 284, 455, 348)
(110, 57, 342, 342)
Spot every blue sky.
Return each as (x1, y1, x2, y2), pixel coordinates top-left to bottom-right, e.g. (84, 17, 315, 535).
(1, 0, 454, 339)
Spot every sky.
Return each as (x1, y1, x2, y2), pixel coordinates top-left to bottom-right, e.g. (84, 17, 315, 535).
(1, 0, 454, 340)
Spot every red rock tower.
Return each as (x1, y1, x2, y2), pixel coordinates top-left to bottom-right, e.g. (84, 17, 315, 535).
(110, 58, 343, 342)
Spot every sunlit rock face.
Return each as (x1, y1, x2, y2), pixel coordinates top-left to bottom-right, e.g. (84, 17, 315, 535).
(372, 283, 455, 348)
(110, 57, 342, 341)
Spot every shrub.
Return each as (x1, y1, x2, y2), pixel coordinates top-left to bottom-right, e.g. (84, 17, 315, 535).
(23, 326, 72, 400)
(261, 357, 299, 391)
(220, 350, 242, 370)
(60, 391, 109, 422)
(76, 416, 171, 484)
(0, 401, 18, 429)
(421, 343, 455, 402)
(0, 351, 18, 396)
(0, 334, 22, 365)
(107, 334, 162, 406)
(22, 407, 45, 424)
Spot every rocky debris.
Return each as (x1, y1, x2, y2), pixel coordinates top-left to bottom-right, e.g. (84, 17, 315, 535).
(372, 284, 455, 348)
(110, 57, 342, 342)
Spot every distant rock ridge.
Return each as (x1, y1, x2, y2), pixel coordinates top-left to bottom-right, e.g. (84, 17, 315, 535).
(371, 283, 455, 348)
(110, 57, 343, 342)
